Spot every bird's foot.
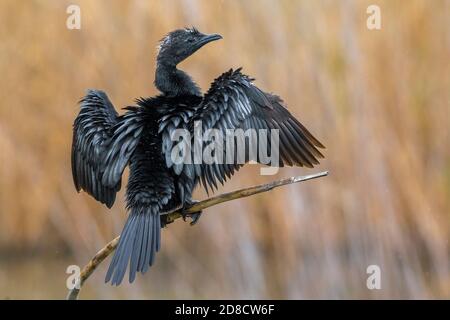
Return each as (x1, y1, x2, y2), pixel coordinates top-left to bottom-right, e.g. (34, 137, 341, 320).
(181, 199, 203, 226)
(160, 214, 175, 228)
(188, 211, 202, 226)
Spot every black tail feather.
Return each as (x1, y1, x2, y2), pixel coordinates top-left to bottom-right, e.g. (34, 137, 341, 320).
(105, 207, 161, 285)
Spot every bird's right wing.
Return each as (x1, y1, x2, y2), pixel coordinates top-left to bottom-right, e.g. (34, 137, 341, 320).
(71, 90, 145, 208)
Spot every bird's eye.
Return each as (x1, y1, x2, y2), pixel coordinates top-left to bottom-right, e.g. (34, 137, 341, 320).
(187, 38, 195, 43)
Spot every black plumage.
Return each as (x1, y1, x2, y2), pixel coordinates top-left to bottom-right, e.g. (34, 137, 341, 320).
(71, 27, 325, 285)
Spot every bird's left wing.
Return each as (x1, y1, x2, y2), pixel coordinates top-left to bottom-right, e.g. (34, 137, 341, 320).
(190, 68, 325, 192)
(71, 90, 145, 208)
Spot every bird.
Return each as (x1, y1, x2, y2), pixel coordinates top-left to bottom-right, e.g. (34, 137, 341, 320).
(71, 27, 325, 286)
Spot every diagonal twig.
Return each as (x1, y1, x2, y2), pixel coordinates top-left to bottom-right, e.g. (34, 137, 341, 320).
(66, 171, 328, 300)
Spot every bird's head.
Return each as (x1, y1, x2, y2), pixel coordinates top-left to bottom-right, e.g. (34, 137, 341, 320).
(157, 27, 222, 66)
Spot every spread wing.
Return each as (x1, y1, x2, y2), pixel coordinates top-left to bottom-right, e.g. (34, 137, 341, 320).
(71, 90, 144, 208)
(193, 68, 325, 192)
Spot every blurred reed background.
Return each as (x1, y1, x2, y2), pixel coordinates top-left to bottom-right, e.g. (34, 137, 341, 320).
(0, 0, 448, 299)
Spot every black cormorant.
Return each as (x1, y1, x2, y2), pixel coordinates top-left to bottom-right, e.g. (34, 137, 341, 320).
(71, 27, 325, 285)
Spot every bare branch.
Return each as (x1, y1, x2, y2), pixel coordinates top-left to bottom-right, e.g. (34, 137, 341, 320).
(66, 171, 328, 300)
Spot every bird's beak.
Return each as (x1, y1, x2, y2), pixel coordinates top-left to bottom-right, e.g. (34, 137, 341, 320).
(195, 33, 223, 49)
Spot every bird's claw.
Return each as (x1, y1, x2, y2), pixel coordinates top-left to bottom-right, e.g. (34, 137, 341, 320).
(181, 209, 203, 225)
(181, 199, 202, 226)
(188, 211, 202, 226)
(160, 214, 174, 228)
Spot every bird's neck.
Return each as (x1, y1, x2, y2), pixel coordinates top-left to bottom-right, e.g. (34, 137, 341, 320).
(155, 62, 201, 97)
